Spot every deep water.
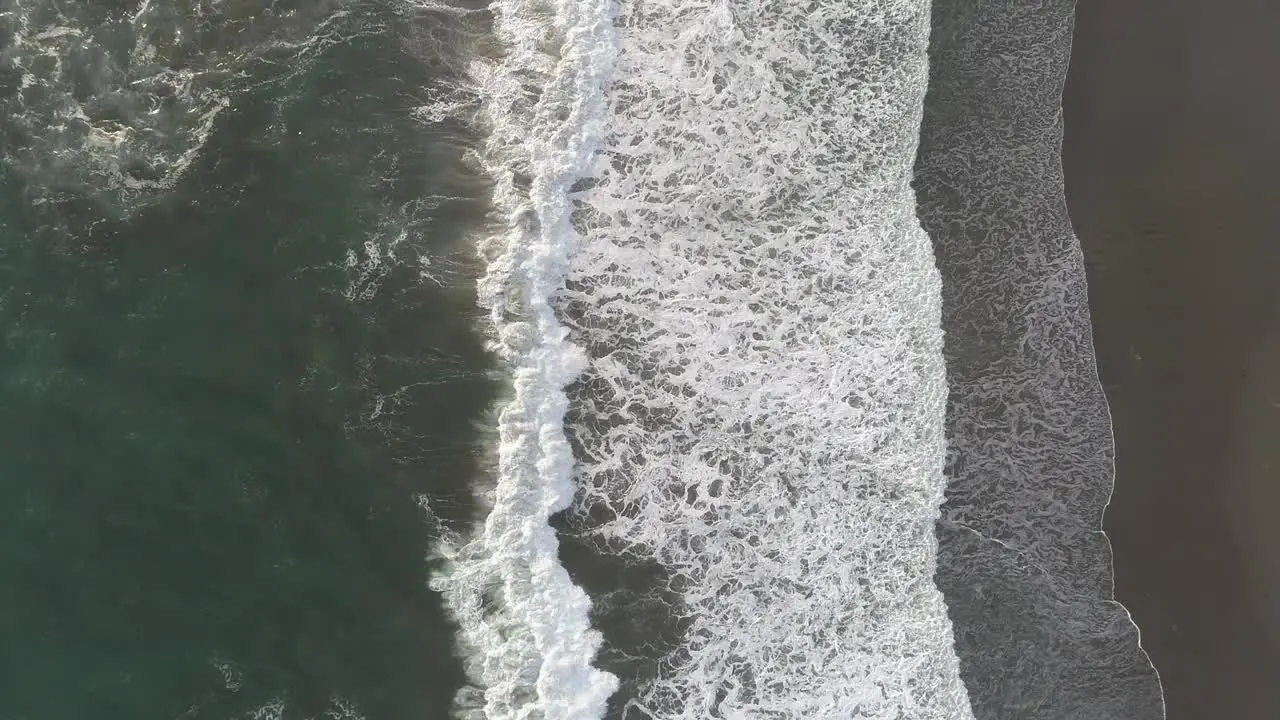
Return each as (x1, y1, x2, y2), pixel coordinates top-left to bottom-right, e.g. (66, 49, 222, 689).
(0, 3, 493, 718)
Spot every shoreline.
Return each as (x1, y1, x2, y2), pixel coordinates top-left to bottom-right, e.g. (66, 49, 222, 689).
(1063, 0, 1280, 716)
(914, 0, 1164, 716)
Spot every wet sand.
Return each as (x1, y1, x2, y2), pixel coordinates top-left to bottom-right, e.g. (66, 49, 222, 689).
(1063, 0, 1280, 717)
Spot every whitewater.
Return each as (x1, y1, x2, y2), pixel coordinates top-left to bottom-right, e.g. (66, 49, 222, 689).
(430, 0, 975, 717)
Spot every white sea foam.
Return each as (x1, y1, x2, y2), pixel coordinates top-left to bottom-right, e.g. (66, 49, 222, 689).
(553, 0, 974, 718)
(425, 0, 620, 718)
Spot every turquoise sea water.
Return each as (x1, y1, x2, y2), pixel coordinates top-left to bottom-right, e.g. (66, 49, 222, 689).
(0, 3, 492, 717)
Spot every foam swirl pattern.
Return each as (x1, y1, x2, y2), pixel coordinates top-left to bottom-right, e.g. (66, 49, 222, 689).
(557, 1, 974, 717)
(912, 0, 1166, 717)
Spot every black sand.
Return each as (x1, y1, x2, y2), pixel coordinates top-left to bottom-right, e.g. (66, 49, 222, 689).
(1064, 0, 1280, 717)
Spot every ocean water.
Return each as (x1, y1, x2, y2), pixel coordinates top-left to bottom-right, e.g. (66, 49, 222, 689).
(0, 2, 495, 718)
(0, 1, 1165, 719)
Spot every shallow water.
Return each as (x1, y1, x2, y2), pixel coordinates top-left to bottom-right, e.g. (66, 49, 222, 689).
(913, 0, 1164, 717)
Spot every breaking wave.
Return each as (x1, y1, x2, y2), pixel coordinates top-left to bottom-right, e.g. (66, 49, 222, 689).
(432, 0, 973, 717)
(426, 0, 620, 718)
(412, 0, 982, 717)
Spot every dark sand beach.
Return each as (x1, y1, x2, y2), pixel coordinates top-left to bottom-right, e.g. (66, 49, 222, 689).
(1064, 0, 1280, 716)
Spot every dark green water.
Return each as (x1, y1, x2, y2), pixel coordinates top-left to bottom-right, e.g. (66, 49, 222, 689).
(0, 2, 495, 718)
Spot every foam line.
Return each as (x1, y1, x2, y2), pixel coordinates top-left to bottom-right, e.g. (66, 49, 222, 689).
(428, 0, 620, 717)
